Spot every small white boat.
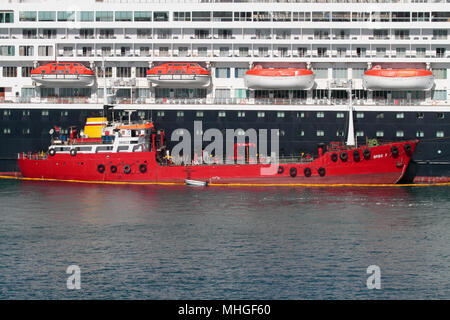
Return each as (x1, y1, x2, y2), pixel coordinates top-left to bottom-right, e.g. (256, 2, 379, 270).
(244, 65, 315, 90)
(185, 179, 209, 186)
(362, 65, 434, 90)
(147, 63, 210, 88)
(31, 63, 95, 87)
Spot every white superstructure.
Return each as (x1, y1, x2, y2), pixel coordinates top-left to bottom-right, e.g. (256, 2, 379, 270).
(1, 0, 450, 108)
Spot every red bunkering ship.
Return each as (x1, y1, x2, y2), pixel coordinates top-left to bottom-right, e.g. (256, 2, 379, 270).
(17, 108, 419, 185)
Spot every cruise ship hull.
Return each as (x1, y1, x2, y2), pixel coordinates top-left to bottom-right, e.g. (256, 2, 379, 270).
(1, 108, 449, 182)
(363, 75, 434, 91)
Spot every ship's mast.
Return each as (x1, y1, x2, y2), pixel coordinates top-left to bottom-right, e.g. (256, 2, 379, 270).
(346, 80, 356, 147)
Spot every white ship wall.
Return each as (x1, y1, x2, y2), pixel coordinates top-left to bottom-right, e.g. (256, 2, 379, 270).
(1, 0, 450, 106)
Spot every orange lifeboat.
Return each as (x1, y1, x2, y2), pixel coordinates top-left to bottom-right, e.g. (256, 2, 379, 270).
(146, 63, 210, 88)
(244, 65, 315, 89)
(363, 65, 434, 90)
(31, 62, 95, 87)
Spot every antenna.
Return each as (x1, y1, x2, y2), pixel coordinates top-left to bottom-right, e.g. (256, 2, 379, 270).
(345, 80, 356, 147)
(102, 57, 107, 105)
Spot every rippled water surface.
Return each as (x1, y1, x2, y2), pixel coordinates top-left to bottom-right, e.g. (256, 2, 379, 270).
(0, 179, 449, 299)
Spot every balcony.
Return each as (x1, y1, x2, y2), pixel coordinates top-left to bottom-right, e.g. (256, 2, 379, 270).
(0, 96, 441, 107)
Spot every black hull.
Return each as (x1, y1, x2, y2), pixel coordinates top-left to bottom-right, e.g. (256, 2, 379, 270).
(1, 108, 449, 178)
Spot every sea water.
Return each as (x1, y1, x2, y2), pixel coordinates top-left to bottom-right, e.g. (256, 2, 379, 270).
(0, 179, 449, 299)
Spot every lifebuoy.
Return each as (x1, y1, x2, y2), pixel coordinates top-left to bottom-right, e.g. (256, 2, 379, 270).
(290, 167, 297, 178)
(97, 164, 105, 173)
(404, 144, 412, 155)
(318, 167, 326, 177)
(48, 148, 56, 156)
(277, 166, 284, 174)
(110, 165, 117, 173)
(353, 150, 360, 162)
(391, 146, 399, 158)
(340, 152, 348, 162)
(123, 165, 131, 174)
(363, 149, 371, 160)
(70, 149, 77, 157)
(139, 164, 147, 173)
(304, 167, 312, 177)
(331, 153, 338, 162)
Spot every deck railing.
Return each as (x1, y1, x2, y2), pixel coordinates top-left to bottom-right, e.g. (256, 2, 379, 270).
(0, 96, 445, 107)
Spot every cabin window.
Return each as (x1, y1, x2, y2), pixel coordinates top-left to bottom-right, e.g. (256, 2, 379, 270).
(0, 46, 15, 56)
(234, 68, 248, 78)
(57, 11, 75, 22)
(3, 67, 17, 77)
(192, 11, 211, 22)
(38, 11, 56, 21)
(78, 11, 94, 22)
(432, 90, 447, 100)
(117, 146, 130, 152)
(215, 68, 230, 78)
(20, 11, 36, 22)
(134, 11, 152, 22)
(115, 11, 132, 22)
(154, 11, 169, 22)
(173, 12, 190, 22)
(96, 146, 113, 153)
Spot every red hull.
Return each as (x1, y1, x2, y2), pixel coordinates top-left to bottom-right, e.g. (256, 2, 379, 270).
(18, 141, 418, 185)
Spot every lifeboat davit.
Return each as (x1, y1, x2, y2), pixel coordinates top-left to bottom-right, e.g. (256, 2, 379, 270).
(363, 65, 434, 90)
(31, 63, 95, 87)
(146, 63, 210, 88)
(244, 65, 315, 90)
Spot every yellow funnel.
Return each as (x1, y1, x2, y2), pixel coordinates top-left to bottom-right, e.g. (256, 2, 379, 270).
(84, 117, 107, 138)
